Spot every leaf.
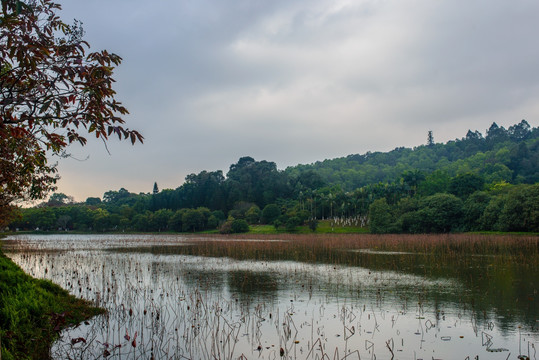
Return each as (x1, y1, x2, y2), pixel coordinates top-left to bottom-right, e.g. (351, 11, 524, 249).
(40, 100, 52, 115)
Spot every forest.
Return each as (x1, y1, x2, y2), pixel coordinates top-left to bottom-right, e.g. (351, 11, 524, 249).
(8, 120, 539, 234)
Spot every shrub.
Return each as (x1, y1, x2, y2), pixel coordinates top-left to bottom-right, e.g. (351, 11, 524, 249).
(231, 219, 250, 233)
(262, 204, 280, 224)
(285, 216, 301, 232)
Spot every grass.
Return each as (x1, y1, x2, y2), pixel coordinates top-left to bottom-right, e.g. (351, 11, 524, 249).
(0, 244, 104, 360)
(248, 220, 369, 234)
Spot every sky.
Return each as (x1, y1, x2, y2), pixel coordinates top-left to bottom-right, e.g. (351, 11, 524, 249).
(54, 0, 539, 202)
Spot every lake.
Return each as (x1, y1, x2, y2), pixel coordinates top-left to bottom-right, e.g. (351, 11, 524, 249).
(2, 233, 538, 359)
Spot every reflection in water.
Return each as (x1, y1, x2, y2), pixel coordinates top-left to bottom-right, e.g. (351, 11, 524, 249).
(2, 234, 538, 360)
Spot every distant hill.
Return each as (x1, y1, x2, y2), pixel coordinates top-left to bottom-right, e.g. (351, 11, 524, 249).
(285, 120, 538, 191)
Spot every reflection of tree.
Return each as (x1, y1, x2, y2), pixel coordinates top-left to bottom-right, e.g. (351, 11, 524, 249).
(354, 252, 538, 332)
(180, 268, 226, 293)
(227, 270, 278, 304)
(109, 237, 538, 333)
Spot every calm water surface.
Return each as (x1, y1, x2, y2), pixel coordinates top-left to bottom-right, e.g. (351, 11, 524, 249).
(3, 234, 538, 360)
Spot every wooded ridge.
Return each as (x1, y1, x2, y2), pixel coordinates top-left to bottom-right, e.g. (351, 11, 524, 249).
(8, 120, 539, 233)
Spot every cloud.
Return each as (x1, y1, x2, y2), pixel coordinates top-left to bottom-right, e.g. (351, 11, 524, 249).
(53, 0, 539, 201)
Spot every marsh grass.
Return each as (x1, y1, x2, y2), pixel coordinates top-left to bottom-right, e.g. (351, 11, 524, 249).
(0, 249, 103, 360)
(135, 233, 538, 265)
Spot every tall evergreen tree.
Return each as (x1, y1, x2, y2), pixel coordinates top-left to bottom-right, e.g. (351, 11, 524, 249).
(427, 131, 434, 147)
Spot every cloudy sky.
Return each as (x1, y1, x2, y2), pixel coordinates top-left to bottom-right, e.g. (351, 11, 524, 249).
(55, 0, 539, 201)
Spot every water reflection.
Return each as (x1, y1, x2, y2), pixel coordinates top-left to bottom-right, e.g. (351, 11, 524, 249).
(2, 234, 537, 360)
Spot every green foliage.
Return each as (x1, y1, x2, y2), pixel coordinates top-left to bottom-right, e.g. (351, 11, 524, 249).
(497, 184, 539, 232)
(262, 204, 281, 224)
(182, 209, 205, 232)
(285, 216, 301, 232)
(245, 205, 261, 224)
(152, 209, 173, 232)
(0, 250, 102, 359)
(368, 199, 395, 234)
(401, 170, 425, 196)
(417, 170, 450, 196)
(462, 191, 491, 231)
(449, 173, 485, 198)
(231, 219, 250, 233)
(479, 196, 505, 230)
(415, 193, 464, 233)
(286, 120, 538, 192)
(218, 219, 233, 234)
(207, 215, 219, 229)
(308, 218, 318, 232)
(85, 197, 101, 206)
(6, 120, 539, 234)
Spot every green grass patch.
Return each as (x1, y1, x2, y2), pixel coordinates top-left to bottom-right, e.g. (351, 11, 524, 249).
(0, 248, 104, 360)
(313, 220, 369, 234)
(248, 221, 369, 234)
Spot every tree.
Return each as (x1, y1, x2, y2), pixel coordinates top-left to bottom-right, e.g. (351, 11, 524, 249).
(401, 170, 425, 196)
(0, 0, 143, 213)
(285, 216, 301, 232)
(427, 131, 434, 147)
(168, 209, 186, 232)
(103, 188, 132, 203)
(417, 170, 450, 196)
(497, 184, 539, 232)
(507, 120, 531, 140)
(231, 219, 249, 233)
(152, 208, 172, 232)
(261, 204, 280, 224)
(245, 205, 261, 224)
(462, 191, 491, 231)
(307, 218, 318, 232)
(45, 192, 73, 206)
(449, 173, 484, 198)
(182, 208, 204, 232)
(368, 198, 394, 234)
(416, 193, 463, 232)
(153, 182, 159, 195)
(85, 197, 101, 206)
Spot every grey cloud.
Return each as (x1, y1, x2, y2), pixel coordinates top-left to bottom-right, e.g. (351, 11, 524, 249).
(53, 0, 539, 201)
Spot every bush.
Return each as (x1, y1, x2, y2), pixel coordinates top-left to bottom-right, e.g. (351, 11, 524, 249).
(308, 218, 318, 232)
(262, 204, 280, 224)
(231, 219, 250, 233)
(285, 216, 301, 232)
(219, 220, 233, 234)
(207, 215, 219, 229)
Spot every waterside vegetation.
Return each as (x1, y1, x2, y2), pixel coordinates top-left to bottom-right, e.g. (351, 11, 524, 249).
(0, 243, 103, 360)
(2, 233, 537, 359)
(7, 120, 539, 234)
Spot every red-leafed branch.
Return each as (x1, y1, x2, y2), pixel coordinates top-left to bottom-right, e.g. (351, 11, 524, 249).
(0, 0, 143, 210)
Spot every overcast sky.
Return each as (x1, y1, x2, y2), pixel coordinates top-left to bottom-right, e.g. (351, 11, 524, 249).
(54, 0, 539, 202)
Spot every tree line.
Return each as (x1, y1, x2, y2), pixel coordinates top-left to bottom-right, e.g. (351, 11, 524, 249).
(8, 120, 539, 233)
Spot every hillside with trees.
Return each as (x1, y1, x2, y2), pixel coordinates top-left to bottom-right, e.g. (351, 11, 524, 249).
(8, 120, 539, 234)
(286, 120, 538, 190)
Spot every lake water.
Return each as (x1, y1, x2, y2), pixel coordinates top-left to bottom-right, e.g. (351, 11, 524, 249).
(3, 234, 538, 360)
